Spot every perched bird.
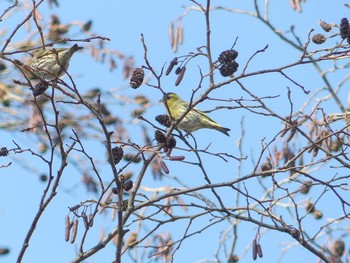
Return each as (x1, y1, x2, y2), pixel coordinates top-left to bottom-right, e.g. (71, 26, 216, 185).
(29, 44, 82, 80)
(162, 92, 230, 136)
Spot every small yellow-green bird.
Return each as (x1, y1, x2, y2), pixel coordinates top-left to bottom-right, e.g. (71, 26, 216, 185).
(30, 44, 82, 80)
(163, 92, 230, 136)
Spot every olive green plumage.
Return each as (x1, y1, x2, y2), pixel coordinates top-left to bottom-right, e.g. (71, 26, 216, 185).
(30, 44, 82, 80)
(163, 92, 230, 136)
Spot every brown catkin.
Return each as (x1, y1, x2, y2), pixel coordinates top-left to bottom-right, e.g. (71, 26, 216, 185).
(160, 160, 169, 174)
(65, 215, 70, 242)
(252, 239, 257, 260)
(175, 66, 186, 86)
(70, 219, 78, 244)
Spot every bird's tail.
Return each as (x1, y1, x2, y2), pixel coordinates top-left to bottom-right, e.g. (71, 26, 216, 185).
(213, 126, 230, 136)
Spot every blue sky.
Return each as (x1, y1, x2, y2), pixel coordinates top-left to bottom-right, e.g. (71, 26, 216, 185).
(0, 1, 349, 262)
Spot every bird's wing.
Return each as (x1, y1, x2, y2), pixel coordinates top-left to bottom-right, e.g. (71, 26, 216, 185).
(192, 107, 217, 124)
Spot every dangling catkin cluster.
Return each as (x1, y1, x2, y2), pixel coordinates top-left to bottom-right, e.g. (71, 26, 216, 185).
(218, 50, 239, 77)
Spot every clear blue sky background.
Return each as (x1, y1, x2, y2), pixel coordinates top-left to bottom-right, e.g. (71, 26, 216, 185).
(0, 1, 349, 262)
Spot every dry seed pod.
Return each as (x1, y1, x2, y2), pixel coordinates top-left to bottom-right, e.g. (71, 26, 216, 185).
(330, 137, 343, 152)
(305, 201, 315, 213)
(65, 215, 71, 242)
(319, 19, 332, 32)
(123, 153, 141, 163)
(70, 219, 79, 244)
(252, 239, 257, 260)
(126, 232, 138, 248)
(169, 155, 185, 161)
(256, 244, 263, 258)
(69, 204, 80, 211)
(175, 66, 186, 86)
(160, 159, 169, 174)
(109, 57, 116, 71)
(83, 20, 92, 31)
(134, 94, 149, 105)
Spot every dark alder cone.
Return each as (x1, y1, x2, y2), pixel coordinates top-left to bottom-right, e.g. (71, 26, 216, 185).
(218, 50, 238, 64)
(155, 114, 171, 127)
(227, 254, 239, 263)
(130, 68, 144, 89)
(33, 81, 49, 96)
(112, 146, 124, 164)
(0, 248, 10, 255)
(165, 57, 178, 75)
(166, 136, 176, 148)
(333, 239, 345, 257)
(305, 201, 315, 213)
(340, 18, 350, 39)
(0, 147, 8, 157)
(312, 34, 326, 44)
(122, 199, 129, 211)
(219, 61, 239, 77)
(300, 180, 312, 194)
(39, 174, 48, 182)
(312, 210, 323, 220)
(261, 161, 272, 171)
(290, 228, 300, 238)
(123, 180, 133, 191)
(0, 62, 6, 71)
(260, 160, 273, 177)
(112, 187, 119, 194)
(330, 137, 343, 152)
(155, 130, 167, 143)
